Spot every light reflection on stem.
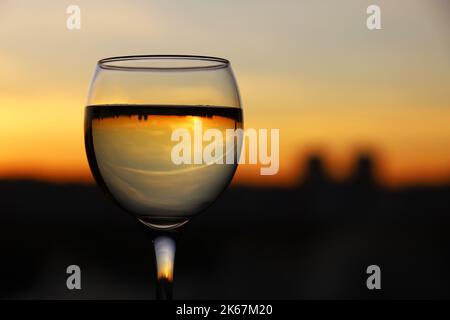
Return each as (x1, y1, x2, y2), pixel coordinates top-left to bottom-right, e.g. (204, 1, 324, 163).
(153, 234, 176, 300)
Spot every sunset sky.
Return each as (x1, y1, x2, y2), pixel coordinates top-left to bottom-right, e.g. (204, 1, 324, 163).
(1, 0, 450, 187)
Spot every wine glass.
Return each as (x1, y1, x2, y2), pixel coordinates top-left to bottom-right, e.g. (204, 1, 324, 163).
(84, 55, 242, 299)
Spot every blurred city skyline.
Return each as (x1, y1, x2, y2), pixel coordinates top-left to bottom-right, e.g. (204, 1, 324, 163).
(1, 0, 450, 187)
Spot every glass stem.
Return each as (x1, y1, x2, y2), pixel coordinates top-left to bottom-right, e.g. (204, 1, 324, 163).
(153, 233, 177, 300)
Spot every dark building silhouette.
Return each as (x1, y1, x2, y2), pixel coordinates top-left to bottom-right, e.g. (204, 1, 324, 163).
(303, 155, 327, 187)
(350, 153, 376, 187)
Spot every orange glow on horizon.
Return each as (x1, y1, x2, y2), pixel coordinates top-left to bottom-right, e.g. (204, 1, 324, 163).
(2, 155, 450, 189)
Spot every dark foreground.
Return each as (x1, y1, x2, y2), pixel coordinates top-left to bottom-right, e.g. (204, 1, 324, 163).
(1, 158, 450, 299)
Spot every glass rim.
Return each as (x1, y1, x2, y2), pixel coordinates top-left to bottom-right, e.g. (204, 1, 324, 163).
(98, 55, 230, 71)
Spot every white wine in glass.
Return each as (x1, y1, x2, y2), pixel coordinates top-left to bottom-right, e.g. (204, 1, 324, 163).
(84, 56, 242, 299)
